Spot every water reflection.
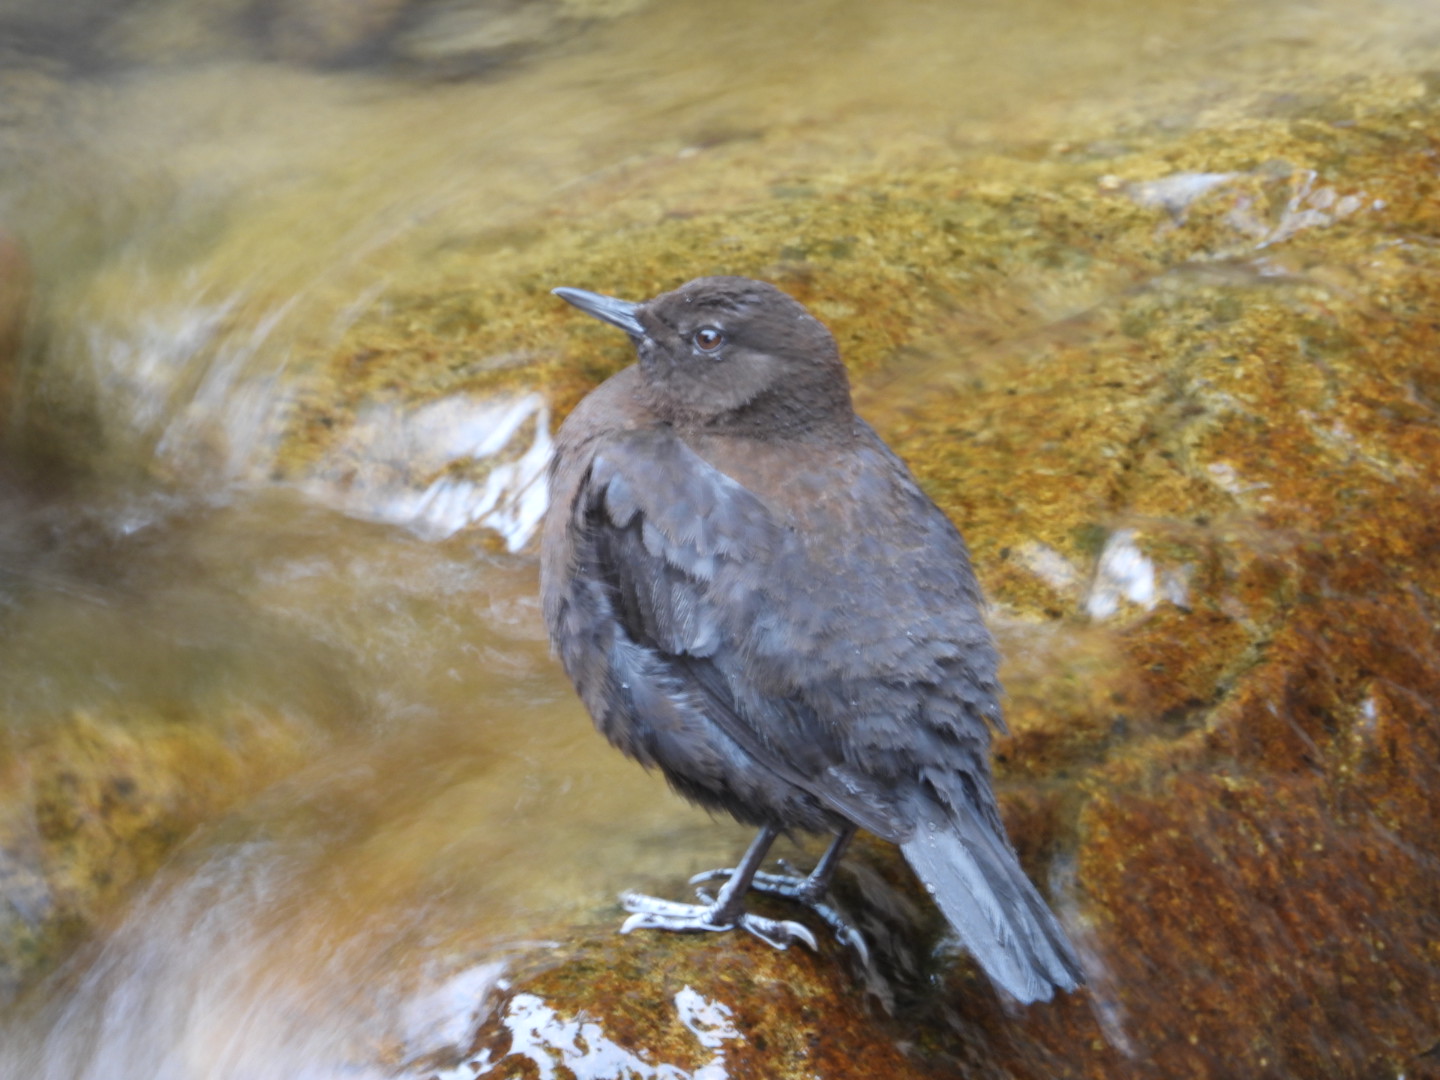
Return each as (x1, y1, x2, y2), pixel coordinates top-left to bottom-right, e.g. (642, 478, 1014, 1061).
(460, 985, 743, 1080)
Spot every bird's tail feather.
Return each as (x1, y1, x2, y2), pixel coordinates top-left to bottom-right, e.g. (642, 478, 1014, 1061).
(901, 812, 1083, 1003)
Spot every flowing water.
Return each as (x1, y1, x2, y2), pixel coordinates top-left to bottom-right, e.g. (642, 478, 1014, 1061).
(1, 0, 1437, 1076)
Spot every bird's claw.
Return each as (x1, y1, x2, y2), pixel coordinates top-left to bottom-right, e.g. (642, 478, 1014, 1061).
(686, 867, 870, 965)
(740, 913, 817, 951)
(618, 891, 817, 950)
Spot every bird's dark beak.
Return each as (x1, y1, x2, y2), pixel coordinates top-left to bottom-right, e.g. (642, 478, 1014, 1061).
(552, 287, 646, 338)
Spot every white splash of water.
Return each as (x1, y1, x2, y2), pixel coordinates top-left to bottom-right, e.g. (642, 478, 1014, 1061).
(397, 961, 509, 1066)
(153, 298, 299, 481)
(305, 391, 552, 552)
(80, 297, 553, 552)
(471, 992, 689, 1079)
(86, 298, 237, 437)
(0, 834, 532, 1080)
(1123, 171, 1240, 217)
(1085, 529, 1157, 620)
(1115, 165, 1373, 247)
(81, 293, 300, 486)
(674, 985, 742, 1080)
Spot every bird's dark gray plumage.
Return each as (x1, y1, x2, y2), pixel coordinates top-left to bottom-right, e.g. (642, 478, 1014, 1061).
(541, 275, 1083, 1003)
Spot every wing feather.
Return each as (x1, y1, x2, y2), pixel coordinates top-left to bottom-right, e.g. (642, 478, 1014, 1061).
(556, 430, 910, 835)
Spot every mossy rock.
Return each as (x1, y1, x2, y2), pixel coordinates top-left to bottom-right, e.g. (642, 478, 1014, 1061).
(370, 80, 1440, 1080)
(0, 705, 311, 1000)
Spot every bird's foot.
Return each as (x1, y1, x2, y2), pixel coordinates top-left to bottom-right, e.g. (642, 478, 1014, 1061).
(692, 866, 814, 901)
(618, 891, 818, 950)
(689, 866, 870, 965)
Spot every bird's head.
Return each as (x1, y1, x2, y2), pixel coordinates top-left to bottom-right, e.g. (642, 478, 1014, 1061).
(553, 276, 854, 435)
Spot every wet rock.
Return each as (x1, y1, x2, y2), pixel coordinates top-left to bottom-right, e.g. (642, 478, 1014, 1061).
(0, 705, 312, 1002)
(880, 97, 1440, 1078)
(451, 919, 948, 1080)
(425, 833, 1103, 1079)
(7, 21, 1433, 1072)
(325, 78, 1440, 1079)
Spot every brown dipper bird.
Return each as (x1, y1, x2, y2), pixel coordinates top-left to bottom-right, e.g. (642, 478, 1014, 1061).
(542, 276, 1083, 1003)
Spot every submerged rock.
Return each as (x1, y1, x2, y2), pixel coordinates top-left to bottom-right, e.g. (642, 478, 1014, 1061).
(0, 704, 314, 1002)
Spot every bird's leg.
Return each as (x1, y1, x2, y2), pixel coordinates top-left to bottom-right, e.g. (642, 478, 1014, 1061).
(689, 825, 868, 961)
(620, 825, 818, 950)
(788, 825, 854, 901)
(693, 825, 854, 901)
(696, 824, 776, 925)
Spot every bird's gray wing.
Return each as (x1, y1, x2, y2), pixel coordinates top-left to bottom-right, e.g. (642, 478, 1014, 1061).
(550, 428, 907, 838)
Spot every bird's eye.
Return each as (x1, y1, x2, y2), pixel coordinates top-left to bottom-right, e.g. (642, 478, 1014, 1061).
(692, 326, 724, 352)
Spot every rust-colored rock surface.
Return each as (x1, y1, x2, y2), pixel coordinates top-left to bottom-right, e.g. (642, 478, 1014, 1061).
(879, 92, 1440, 1079)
